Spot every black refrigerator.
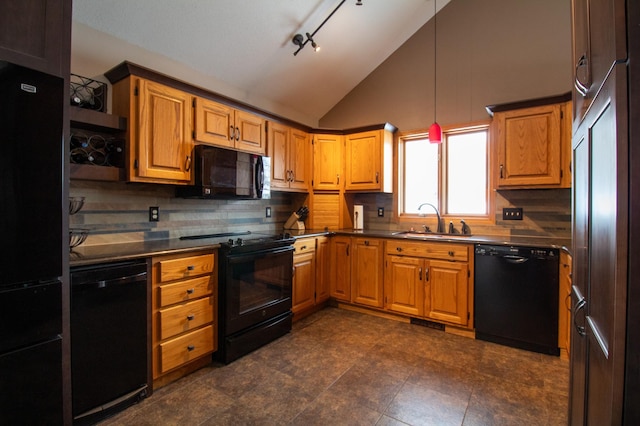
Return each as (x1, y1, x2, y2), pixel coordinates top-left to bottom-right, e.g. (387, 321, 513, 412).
(0, 61, 65, 423)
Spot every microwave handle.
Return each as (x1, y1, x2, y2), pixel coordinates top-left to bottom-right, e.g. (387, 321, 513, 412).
(255, 157, 264, 198)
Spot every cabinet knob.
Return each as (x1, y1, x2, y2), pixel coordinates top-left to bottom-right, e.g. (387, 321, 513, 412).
(364, 240, 370, 246)
(187, 314, 195, 321)
(186, 288, 195, 294)
(187, 265, 195, 271)
(187, 345, 195, 351)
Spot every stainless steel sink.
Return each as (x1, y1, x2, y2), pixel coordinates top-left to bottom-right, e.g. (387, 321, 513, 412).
(391, 231, 472, 239)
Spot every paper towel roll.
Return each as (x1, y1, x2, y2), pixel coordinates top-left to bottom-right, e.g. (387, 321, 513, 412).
(354, 205, 364, 230)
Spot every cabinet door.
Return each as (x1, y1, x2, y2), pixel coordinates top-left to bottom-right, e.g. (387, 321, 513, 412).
(351, 238, 384, 308)
(313, 134, 343, 190)
(0, 0, 70, 78)
(330, 236, 351, 301)
(345, 131, 381, 191)
(136, 79, 192, 182)
(315, 237, 330, 303)
(496, 104, 562, 187)
(268, 121, 290, 189)
(425, 260, 469, 326)
(289, 128, 310, 191)
(235, 109, 266, 155)
(292, 252, 316, 314)
(384, 255, 424, 317)
(194, 97, 235, 148)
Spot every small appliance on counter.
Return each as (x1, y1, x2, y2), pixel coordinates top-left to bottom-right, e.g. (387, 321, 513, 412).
(284, 205, 308, 231)
(353, 205, 364, 230)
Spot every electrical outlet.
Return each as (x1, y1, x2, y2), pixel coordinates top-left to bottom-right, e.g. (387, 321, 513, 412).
(377, 207, 384, 217)
(265, 207, 272, 218)
(149, 206, 159, 222)
(503, 207, 523, 220)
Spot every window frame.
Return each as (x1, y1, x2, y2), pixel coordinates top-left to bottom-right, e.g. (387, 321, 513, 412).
(395, 120, 495, 227)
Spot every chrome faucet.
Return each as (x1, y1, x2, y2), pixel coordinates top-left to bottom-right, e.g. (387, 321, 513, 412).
(417, 202, 443, 233)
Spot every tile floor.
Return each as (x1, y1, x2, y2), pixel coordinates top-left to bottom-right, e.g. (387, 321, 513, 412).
(100, 307, 569, 426)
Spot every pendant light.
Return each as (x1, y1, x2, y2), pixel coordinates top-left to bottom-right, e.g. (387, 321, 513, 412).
(429, 0, 442, 144)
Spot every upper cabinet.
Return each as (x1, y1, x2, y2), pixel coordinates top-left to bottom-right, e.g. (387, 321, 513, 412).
(268, 121, 309, 192)
(571, 0, 626, 131)
(312, 133, 343, 191)
(344, 125, 395, 192)
(488, 94, 572, 189)
(194, 97, 266, 155)
(0, 0, 71, 78)
(111, 76, 193, 184)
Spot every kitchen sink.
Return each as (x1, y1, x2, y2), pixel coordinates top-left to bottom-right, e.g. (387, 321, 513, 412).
(391, 231, 472, 239)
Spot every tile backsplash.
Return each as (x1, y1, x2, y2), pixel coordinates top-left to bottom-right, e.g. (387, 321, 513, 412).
(71, 180, 570, 246)
(69, 180, 302, 246)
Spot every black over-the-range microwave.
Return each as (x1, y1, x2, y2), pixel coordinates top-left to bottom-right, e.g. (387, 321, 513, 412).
(177, 145, 271, 199)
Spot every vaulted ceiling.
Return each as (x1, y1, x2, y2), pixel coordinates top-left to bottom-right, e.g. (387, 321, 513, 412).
(72, 0, 449, 125)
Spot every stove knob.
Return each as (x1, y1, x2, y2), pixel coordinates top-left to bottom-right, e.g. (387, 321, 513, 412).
(236, 238, 243, 246)
(228, 239, 234, 245)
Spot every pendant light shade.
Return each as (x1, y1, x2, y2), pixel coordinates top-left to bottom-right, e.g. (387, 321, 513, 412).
(429, 122, 442, 144)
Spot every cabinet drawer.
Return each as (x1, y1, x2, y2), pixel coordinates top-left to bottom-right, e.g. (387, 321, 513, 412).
(294, 238, 315, 255)
(159, 325, 215, 374)
(386, 241, 469, 262)
(158, 276, 214, 307)
(158, 253, 214, 283)
(159, 297, 214, 340)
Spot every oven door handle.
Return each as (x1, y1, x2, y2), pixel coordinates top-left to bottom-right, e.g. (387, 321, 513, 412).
(226, 246, 294, 262)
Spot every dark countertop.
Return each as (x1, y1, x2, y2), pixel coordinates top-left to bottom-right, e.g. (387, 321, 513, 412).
(70, 229, 571, 267)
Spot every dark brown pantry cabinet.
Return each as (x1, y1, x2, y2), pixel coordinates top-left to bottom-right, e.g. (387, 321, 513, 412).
(569, 0, 640, 424)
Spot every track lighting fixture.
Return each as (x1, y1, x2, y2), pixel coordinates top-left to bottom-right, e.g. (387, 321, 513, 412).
(292, 0, 362, 56)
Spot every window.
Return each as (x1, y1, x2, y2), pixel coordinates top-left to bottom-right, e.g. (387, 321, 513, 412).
(399, 124, 490, 218)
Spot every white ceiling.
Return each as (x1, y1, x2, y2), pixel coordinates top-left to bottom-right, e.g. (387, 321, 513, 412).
(72, 0, 448, 125)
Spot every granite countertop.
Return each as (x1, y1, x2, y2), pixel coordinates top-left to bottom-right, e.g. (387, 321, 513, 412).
(70, 229, 571, 267)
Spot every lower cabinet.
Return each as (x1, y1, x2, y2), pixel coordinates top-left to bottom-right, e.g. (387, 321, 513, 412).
(151, 250, 217, 386)
(559, 251, 572, 356)
(330, 236, 352, 301)
(351, 238, 384, 308)
(384, 240, 473, 328)
(292, 236, 331, 318)
(326, 236, 473, 329)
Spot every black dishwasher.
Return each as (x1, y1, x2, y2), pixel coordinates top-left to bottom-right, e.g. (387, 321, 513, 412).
(71, 260, 149, 424)
(474, 244, 559, 355)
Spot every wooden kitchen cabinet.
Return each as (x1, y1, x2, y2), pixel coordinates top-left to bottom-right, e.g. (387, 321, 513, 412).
(330, 236, 351, 301)
(385, 240, 473, 328)
(344, 127, 394, 192)
(0, 0, 71, 78)
(351, 238, 385, 308)
(559, 250, 572, 357)
(490, 96, 572, 189)
(151, 250, 217, 386)
(384, 255, 424, 317)
(315, 236, 331, 303)
(292, 238, 316, 314)
(194, 96, 266, 155)
(312, 133, 343, 190)
(268, 121, 310, 191)
(111, 77, 193, 184)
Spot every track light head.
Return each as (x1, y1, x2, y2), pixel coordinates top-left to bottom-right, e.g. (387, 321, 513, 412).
(292, 34, 304, 48)
(356, 0, 363, 5)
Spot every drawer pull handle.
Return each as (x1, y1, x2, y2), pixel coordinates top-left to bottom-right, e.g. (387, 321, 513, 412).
(396, 247, 402, 252)
(187, 314, 195, 321)
(187, 345, 195, 351)
(448, 251, 455, 257)
(187, 265, 195, 271)
(301, 245, 307, 250)
(186, 288, 195, 294)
